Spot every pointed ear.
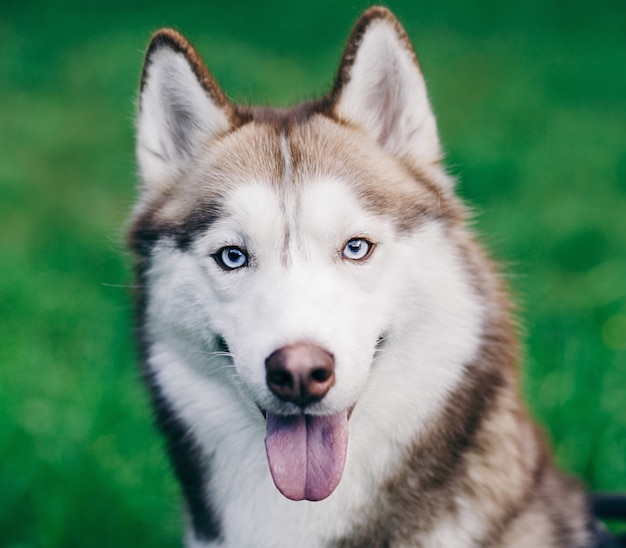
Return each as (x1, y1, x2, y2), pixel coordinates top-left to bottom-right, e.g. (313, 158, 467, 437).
(136, 29, 233, 193)
(331, 8, 443, 170)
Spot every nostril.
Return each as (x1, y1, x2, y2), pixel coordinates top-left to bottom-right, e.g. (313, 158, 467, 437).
(310, 367, 332, 383)
(268, 369, 293, 388)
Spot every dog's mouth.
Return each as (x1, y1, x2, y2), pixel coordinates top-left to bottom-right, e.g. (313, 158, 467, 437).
(219, 334, 376, 502)
(264, 410, 349, 502)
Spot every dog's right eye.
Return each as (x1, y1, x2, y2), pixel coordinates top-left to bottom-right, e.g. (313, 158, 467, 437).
(213, 246, 249, 270)
(342, 237, 374, 261)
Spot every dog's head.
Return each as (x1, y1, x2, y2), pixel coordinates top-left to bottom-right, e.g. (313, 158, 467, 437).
(129, 8, 483, 501)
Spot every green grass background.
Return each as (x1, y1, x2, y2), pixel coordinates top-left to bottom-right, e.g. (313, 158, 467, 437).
(1, 0, 625, 545)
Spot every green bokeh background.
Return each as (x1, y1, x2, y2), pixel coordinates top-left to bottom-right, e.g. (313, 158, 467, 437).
(1, 0, 625, 545)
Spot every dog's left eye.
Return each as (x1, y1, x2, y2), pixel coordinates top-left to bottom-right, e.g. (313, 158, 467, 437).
(342, 238, 374, 261)
(213, 246, 249, 270)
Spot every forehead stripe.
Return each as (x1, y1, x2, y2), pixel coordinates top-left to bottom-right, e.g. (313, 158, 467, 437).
(280, 132, 297, 266)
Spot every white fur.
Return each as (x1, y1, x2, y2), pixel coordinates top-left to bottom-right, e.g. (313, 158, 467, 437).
(143, 175, 485, 546)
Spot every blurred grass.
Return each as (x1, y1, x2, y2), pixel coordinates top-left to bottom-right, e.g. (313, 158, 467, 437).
(1, 0, 625, 545)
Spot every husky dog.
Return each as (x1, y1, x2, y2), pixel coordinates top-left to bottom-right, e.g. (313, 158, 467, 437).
(128, 7, 595, 547)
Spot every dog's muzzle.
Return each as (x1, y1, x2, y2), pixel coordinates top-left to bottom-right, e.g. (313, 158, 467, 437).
(263, 342, 348, 502)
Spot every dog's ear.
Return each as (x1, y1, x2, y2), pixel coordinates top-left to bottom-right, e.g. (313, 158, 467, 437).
(136, 29, 233, 193)
(331, 8, 443, 172)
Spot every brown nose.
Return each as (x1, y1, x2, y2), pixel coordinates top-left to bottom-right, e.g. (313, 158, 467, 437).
(265, 343, 335, 407)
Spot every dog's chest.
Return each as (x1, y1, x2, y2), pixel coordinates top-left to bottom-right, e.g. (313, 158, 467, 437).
(202, 435, 367, 547)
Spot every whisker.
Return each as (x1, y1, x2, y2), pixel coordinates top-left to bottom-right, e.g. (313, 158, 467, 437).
(101, 282, 142, 289)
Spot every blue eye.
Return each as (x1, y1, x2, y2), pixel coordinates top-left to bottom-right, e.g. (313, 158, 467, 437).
(214, 246, 249, 270)
(342, 238, 373, 261)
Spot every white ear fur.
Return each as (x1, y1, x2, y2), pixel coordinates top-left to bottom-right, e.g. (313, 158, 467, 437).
(137, 31, 231, 193)
(333, 10, 442, 170)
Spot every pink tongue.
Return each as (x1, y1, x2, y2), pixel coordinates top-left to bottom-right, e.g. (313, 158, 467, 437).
(265, 412, 348, 501)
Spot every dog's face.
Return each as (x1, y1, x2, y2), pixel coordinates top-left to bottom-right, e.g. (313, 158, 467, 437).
(192, 172, 396, 417)
(130, 9, 482, 501)
(155, 118, 440, 413)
